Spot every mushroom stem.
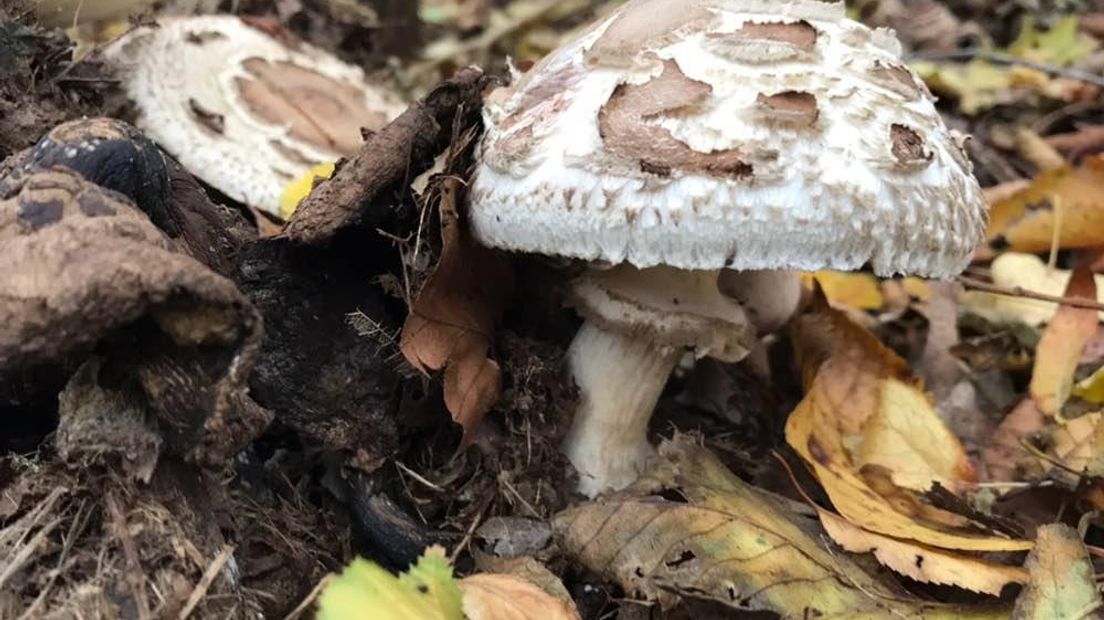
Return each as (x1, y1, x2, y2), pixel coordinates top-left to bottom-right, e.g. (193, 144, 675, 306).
(563, 320, 680, 497)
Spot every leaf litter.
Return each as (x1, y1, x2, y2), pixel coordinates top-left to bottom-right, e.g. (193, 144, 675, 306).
(5, 0, 1104, 618)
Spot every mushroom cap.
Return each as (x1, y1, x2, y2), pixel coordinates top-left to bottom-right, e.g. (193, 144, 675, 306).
(99, 15, 406, 216)
(470, 0, 987, 278)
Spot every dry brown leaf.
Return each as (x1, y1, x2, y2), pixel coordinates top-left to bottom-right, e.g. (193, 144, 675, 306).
(986, 155, 1104, 253)
(555, 436, 1011, 619)
(1013, 524, 1103, 619)
(1029, 265, 1099, 417)
(983, 399, 1048, 482)
(818, 509, 1027, 595)
(459, 573, 580, 620)
(400, 177, 513, 442)
(786, 295, 1031, 551)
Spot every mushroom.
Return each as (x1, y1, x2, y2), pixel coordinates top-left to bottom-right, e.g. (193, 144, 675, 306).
(469, 0, 987, 496)
(99, 15, 406, 216)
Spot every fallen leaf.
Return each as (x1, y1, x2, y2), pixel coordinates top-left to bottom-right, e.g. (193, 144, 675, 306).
(318, 546, 464, 620)
(1012, 524, 1103, 619)
(801, 271, 884, 310)
(1048, 412, 1104, 476)
(1074, 366, 1104, 404)
(279, 160, 334, 220)
(818, 508, 1027, 596)
(982, 399, 1048, 482)
(913, 59, 1015, 116)
(460, 573, 580, 620)
(1029, 265, 1099, 417)
(470, 554, 573, 607)
(555, 436, 1011, 618)
(960, 252, 1104, 326)
(986, 155, 1104, 254)
(786, 295, 1030, 551)
(400, 176, 513, 442)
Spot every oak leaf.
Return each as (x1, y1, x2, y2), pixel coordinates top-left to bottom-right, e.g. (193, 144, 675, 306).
(400, 176, 513, 442)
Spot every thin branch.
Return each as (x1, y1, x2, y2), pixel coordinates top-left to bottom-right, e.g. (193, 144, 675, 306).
(908, 48, 1104, 88)
(957, 275, 1104, 312)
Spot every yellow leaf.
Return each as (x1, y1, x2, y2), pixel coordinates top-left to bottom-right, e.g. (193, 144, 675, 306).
(279, 161, 335, 221)
(913, 59, 1014, 116)
(459, 574, 580, 620)
(1029, 266, 1099, 416)
(1013, 524, 1103, 619)
(1073, 366, 1104, 404)
(960, 252, 1104, 326)
(801, 271, 884, 310)
(903, 277, 933, 301)
(818, 509, 1027, 596)
(858, 380, 977, 493)
(786, 296, 1030, 551)
(987, 155, 1104, 254)
(1048, 413, 1103, 475)
(317, 546, 464, 620)
(555, 437, 1011, 619)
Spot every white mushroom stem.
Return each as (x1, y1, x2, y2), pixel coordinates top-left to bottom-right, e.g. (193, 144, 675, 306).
(563, 321, 680, 498)
(562, 267, 755, 497)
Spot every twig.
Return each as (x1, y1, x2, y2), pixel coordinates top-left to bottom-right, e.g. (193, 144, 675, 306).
(449, 498, 489, 564)
(178, 545, 235, 620)
(957, 275, 1104, 312)
(395, 461, 446, 492)
(908, 48, 1104, 88)
(106, 490, 153, 620)
(282, 574, 333, 620)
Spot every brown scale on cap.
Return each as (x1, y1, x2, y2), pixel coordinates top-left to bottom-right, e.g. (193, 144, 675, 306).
(598, 60, 751, 179)
(890, 123, 932, 166)
(756, 91, 819, 126)
(870, 60, 923, 99)
(585, 0, 716, 66)
(731, 20, 818, 49)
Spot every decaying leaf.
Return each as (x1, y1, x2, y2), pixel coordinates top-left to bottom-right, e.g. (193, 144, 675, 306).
(1047, 412, 1104, 477)
(961, 253, 1104, 327)
(818, 509, 1027, 596)
(986, 155, 1104, 254)
(1012, 524, 1103, 619)
(555, 437, 1010, 618)
(1029, 265, 1099, 417)
(400, 176, 514, 442)
(786, 295, 1030, 551)
(983, 399, 1048, 482)
(460, 573, 580, 620)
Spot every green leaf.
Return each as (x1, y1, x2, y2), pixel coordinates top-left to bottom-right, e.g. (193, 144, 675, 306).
(318, 546, 464, 620)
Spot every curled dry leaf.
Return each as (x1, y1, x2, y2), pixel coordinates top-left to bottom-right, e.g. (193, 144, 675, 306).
(555, 437, 1009, 619)
(1012, 524, 1103, 620)
(400, 176, 514, 443)
(818, 509, 1027, 596)
(1029, 265, 1100, 417)
(459, 573, 580, 620)
(786, 294, 1030, 551)
(986, 155, 1104, 254)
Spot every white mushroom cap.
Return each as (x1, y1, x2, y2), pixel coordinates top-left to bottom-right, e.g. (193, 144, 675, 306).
(470, 0, 987, 278)
(99, 15, 406, 216)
